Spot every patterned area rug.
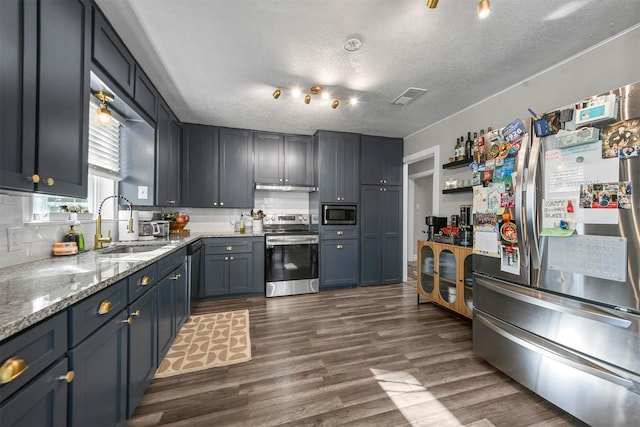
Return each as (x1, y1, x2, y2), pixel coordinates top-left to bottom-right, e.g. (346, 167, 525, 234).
(155, 310, 251, 378)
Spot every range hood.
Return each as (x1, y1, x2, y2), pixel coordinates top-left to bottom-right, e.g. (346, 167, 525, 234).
(255, 183, 317, 192)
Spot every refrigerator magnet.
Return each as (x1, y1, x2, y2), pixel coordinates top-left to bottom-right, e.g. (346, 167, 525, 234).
(500, 221, 517, 243)
(500, 245, 520, 275)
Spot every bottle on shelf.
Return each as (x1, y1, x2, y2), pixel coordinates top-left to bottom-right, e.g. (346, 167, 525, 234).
(477, 129, 485, 164)
(471, 132, 479, 163)
(454, 137, 463, 161)
(465, 132, 473, 159)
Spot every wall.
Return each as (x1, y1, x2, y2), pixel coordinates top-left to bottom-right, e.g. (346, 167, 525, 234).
(404, 25, 640, 219)
(0, 190, 308, 268)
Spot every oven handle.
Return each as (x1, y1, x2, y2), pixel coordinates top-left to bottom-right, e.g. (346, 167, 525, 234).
(266, 236, 319, 247)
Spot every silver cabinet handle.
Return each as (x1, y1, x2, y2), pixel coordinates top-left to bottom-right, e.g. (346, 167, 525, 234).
(337, 244, 343, 249)
(337, 231, 344, 235)
(171, 274, 181, 280)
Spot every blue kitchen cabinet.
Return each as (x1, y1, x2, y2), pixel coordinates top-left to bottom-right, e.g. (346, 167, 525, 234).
(254, 132, 314, 186)
(133, 63, 159, 123)
(127, 284, 158, 418)
(360, 135, 403, 186)
(201, 237, 264, 298)
(315, 130, 360, 203)
(0, 0, 90, 197)
(157, 268, 177, 361)
(156, 100, 182, 206)
(320, 238, 360, 288)
(69, 310, 128, 427)
(182, 125, 254, 208)
(360, 185, 403, 285)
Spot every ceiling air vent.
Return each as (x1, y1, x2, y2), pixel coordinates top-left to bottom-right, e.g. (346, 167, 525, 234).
(390, 87, 428, 106)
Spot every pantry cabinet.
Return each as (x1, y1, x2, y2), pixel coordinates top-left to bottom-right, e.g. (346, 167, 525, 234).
(181, 125, 254, 208)
(0, 0, 90, 197)
(360, 136, 403, 186)
(254, 132, 314, 186)
(417, 241, 473, 319)
(315, 131, 360, 203)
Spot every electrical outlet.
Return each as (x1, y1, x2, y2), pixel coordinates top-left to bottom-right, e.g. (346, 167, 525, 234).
(7, 227, 21, 252)
(138, 185, 148, 200)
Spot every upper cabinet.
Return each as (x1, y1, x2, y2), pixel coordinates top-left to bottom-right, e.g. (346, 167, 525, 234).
(0, 0, 90, 197)
(254, 132, 314, 187)
(360, 136, 403, 186)
(133, 64, 158, 123)
(182, 125, 254, 208)
(315, 131, 360, 203)
(91, 6, 135, 97)
(156, 101, 181, 206)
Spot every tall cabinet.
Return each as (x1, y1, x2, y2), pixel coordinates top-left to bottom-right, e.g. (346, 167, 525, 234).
(0, 0, 90, 197)
(360, 136, 403, 286)
(156, 100, 181, 206)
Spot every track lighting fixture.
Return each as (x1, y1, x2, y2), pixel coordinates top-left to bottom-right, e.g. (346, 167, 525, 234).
(271, 85, 355, 109)
(92, 90, 115, 125)
(477, 0, 491, 19)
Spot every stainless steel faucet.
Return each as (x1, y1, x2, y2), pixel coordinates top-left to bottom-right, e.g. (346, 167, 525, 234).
(94, 195, 134, 249)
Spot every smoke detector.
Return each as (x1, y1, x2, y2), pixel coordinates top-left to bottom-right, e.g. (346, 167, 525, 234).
(390, 87, 428, 106)
(344, 38, 362, 52)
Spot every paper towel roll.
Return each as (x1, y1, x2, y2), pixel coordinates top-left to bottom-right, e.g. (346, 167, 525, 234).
(118, 210, 139, 241)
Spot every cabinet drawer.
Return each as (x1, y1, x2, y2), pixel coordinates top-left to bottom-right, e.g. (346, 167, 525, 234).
(68, 279, 127, 347)
(128, 263, 158, 303)
(320, 227, 359, 239)
(204, 240, 252, 255)
(157, 248, 186, 278)
(0, 311, 67, 404)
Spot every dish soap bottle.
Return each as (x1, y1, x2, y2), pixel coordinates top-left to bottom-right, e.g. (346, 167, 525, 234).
(74, 221, 85, 251)
(64, 225, 80, 248)
(239, 213, 245, 234)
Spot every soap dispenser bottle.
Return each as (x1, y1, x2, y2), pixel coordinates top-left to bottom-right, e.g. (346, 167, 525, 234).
(239, 213, 245, 234)
(74, 221, 85, 251)
(64, 225, 80, 248)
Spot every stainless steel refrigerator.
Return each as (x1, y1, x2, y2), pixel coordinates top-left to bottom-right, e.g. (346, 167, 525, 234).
(472, 82, 640, 426)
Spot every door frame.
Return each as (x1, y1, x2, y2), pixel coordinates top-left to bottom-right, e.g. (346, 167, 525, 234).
(402, 145, 440, 281)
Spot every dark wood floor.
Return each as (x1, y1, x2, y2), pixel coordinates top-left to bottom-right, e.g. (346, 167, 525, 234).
(128, 283, 587, 427)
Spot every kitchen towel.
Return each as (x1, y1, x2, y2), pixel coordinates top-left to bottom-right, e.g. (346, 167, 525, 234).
(155, 310, 251, 378)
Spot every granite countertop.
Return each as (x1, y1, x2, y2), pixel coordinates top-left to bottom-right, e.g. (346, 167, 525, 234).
(0, 231, 264, 342)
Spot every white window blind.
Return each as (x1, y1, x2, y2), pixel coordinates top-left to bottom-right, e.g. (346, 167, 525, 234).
(88, 100, 122, 177)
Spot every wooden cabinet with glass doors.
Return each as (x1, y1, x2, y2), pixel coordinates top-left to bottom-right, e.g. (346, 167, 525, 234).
(417, 240, 473, 319)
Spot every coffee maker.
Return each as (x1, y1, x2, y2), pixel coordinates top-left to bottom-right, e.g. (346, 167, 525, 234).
(425, 216, 447, 241)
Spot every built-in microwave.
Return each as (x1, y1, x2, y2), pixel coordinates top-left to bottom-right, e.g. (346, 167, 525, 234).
(322, 204, 357, 225)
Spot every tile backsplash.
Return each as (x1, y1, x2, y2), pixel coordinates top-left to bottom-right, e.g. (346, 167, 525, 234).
(0, 190, 310, 269)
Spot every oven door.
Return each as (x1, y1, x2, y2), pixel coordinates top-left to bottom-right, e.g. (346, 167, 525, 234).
(265, 234, 319, 296)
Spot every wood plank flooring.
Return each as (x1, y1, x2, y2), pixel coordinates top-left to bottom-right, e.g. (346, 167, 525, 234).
(128, 283, 587, 427)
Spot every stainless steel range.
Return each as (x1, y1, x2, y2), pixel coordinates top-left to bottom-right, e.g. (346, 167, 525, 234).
(264, 213, 319, 297)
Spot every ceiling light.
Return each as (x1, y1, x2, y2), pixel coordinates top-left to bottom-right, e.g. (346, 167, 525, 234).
(477, 0, 491, 19)
(272, 85, 355, 109)
(426, 0, 438, 8)
(92, 90, 115, 125)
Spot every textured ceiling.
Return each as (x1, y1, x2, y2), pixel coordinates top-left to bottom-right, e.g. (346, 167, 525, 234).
(95, 0, 640, 138)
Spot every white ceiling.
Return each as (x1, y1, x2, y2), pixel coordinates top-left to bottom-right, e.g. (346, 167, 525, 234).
(95, 0, 640, 138)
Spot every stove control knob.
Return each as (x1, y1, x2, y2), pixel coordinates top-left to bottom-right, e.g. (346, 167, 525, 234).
(269, 215, 276, 221)
(300, 215, 308, 222)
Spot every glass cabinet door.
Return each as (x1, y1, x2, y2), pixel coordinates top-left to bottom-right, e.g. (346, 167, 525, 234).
(419, 244, 435, 294)
(438, 249, 457, 304)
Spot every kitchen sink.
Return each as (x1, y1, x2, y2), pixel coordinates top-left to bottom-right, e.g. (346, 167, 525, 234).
(101, 245, 162, 254)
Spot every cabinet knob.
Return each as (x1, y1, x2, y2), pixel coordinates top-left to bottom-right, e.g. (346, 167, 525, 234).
(57, 371, 74, 383)
(226, 246, 233, 251)
(220, 202, 224, 206)
(284, 178, 288, 183)
(229, 256, 234, 260)
(279, 178, 283, 182)
(224, 256, 229, 260)
(379, 188, 383, 191)
(98, 300, 113, 315)
(337, 231, 344, 236)
(168, 200, 176, 204)
(45, 177, 54, 186)
(337, 244, 343, 249)
(0, 357, 29, 384)
(122, 316, 133, 325)
(213, 202, 218, 206)
(383, 188, 386, 192)
(27, 174, 40, 183)
(383, 180, 387, 184)
(131, 310, 141, 317)
(140, 276, 151, 286)
(171, 274, 181, 280)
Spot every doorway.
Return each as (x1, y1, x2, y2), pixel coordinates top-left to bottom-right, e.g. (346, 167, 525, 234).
(402, 146, 440, 282)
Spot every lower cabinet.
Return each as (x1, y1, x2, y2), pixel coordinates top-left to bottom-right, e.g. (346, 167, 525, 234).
(320, 238, 359, 289)
(69, 310, 128, 427)
(157, 268, 177, 362)
(0, 357, 69, 426)
(201, 237, 264, 298)
(417, 240, 473, 319)
(127, 285, 157, 418)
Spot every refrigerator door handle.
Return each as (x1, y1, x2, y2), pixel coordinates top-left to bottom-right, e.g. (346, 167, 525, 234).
(477, 276, 633, 329)
(514, 133, 529, 268)
(476, 312, 636, 390)
(526, 129, 542, 269)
